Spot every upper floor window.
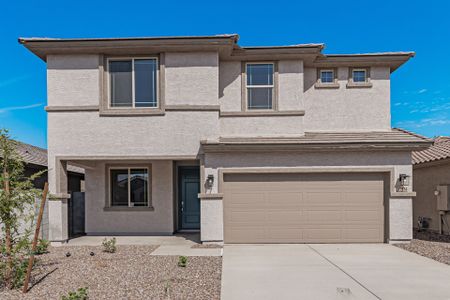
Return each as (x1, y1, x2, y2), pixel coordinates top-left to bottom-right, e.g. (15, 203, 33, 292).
(246, 63, 274, 110)
(109, 58, 158, 108)
(319, 69, 335, 83)
(352, 68, 368, 83)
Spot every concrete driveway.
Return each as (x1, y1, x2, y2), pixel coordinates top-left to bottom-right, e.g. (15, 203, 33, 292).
(221, 244, 450, 300)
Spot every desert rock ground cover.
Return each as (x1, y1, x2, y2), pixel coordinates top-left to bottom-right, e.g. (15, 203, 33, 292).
(0, 245, 222, 299)
(395, 230, 450, 265)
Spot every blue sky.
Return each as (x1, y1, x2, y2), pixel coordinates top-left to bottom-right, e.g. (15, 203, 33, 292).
(0, 0, 449, 148)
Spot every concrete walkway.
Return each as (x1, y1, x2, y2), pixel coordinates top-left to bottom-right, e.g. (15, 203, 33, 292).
(221, 244, 450, 300)
(65, 234, 222, 256)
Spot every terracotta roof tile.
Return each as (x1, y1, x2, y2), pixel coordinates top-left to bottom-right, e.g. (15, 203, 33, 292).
(413, 136, 450, 164)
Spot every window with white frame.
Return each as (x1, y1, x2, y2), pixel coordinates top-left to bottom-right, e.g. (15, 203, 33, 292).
(110, 168, 149, 207)
(109, 58, 158, 108)
(352, 68, 367, 83)
(319, 69, 334, 83)
(246, 63, 274, 110)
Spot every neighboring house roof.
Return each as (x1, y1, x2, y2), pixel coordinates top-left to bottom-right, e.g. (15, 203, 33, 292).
(10, 141, 84, 174)
(18, 34, 413, 72)
(201, 128, 432, 152)
(412, 136, 450, 165)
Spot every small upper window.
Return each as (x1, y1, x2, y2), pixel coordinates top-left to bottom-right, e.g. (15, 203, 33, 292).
(320, 70, 334, 83)
(352, 69, 367, 83)
(109, 58, 158, 108)
(246, 63, 274, 110)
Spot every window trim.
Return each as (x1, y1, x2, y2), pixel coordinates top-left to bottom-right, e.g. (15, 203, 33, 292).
(107, 56, 159, 109)
(242, 62, 278, 111)
(347, 67, 373, 88)
(100, 54, 165, 116)
(315, 68, 340, 89)
(106, 164, 153, 210)
(319, 69, 335, 83)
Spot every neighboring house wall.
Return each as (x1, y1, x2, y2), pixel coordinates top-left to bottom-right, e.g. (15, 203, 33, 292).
(303, 66, 391, 131)
(413, 161, 450, 234)
(201, 151, 414, 242)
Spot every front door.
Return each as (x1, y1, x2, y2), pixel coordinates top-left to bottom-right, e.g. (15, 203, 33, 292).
(178, 166, 200, 230)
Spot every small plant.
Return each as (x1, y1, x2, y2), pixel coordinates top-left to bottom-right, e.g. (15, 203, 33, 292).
(164, 279, 171, 297)
(61, 287, 88, 300)
(35, 239, 50, 255)
(0, 257, 30, 289)
(102, 237, 116, 253)
(177, 256, 187, 268)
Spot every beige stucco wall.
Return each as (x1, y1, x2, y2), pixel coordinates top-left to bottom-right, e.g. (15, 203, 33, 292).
(201, 151, 414, 242)
(165, 52, 219, 106)
(47, 111, 219, 157)
(219, 116, 304, 138)
(84, 160, 174, 234)
(413, 161, 450, 233)
(47, 54, 100, 106)
(303, 66, 391, 131)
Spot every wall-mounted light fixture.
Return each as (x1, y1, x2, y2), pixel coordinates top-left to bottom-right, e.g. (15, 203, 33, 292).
(206, 174, 214, 189)
(398, 174, 410, 191)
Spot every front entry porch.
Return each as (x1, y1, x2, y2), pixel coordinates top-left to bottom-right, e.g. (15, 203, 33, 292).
(47, 157, 203, 244)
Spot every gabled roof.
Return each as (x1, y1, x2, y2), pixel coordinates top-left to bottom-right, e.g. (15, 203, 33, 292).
(201, 128, 432, 152)
(413, 136, 450, 165)
(19, 34, 414, 72)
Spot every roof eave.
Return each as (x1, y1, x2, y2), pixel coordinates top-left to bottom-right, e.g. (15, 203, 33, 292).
(311, 52, 415, 73)
(201, 141, 432, 153)
(19, 35, 239, 61)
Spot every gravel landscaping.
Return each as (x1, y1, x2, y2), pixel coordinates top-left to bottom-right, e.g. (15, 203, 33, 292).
(395, 230, 450, 265)
(0, 245, 222, 299)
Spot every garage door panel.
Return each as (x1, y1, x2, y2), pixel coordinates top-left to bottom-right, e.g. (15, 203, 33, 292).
(223, 173, 384, 244)
(303, 228, 343, 241)
(304, 210, 343, 223)
(227, 210, 266, 223)
(304, 192, 342, 205)
(266, 210, 303, 225)
(343, 192, 381, 205)
(344, 210, 381, 222)
(266, 192, 303, 208)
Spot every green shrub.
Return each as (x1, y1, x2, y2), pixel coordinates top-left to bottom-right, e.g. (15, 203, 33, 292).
(101, 238, 116, 253)
(35, 239, 50, 255)
(0, 257, 30, 289)
(61, 287, 89, 300)
(178, 256, 187, 268)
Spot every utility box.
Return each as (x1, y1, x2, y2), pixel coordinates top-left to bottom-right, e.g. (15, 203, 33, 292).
(436, 184, 450, 211)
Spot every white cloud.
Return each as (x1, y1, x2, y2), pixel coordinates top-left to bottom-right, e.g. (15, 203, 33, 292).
(0, 75, 31, 88)
(418, 89, 427, 94)
(0, 103, 43, 114)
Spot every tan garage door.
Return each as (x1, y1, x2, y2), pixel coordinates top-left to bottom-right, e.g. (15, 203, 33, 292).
(223, 173, 385, 243)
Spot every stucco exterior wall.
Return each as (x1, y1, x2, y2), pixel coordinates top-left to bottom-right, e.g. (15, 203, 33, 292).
(303, 66, 391, 131)
(47, 54, 100, 106)
(47, 111, 219, 157)
(165, 52, 219, 106)
(201, 151, 414, 242)
(219, 61, 241, 112)
(85, 161, 174, 234)
(413, 161, 450, 233)
(219, 116, 303, 137)
(278, 60, 303, 111)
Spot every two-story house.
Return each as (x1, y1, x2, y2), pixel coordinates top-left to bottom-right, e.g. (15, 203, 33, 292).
(20, 34, 431, 244)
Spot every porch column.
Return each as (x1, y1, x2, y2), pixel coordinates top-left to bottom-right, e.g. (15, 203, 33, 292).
(48, 158, 70, 243)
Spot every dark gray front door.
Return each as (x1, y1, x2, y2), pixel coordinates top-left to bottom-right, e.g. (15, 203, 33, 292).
(69, 191, 85, 238)
(178, 167, 200, 230)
